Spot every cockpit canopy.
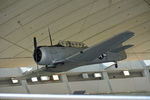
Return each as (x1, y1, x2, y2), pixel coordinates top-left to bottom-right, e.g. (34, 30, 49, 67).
(57, 40, 88, 48)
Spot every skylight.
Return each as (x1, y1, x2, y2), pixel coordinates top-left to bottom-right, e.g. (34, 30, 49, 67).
(123, 71, 130, 76)
(40, 76, 50, 81)
(94, 73, 102, 78)
(52, 75, 59, 80)
(31, 77, 38, 82)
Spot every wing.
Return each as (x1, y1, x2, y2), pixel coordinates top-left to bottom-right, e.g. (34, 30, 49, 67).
(65, 31, 134, 62)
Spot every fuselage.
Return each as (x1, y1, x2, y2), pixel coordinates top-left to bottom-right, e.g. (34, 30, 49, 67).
(33, 46, 87, 66)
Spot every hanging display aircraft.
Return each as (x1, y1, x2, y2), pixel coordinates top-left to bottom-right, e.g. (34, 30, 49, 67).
(33, 30, 134, 73)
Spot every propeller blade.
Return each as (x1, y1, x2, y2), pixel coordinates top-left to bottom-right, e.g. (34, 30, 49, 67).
(33, 37, 39, 70)
(48, 27, 53, 46)
(33, 37, 37, 49)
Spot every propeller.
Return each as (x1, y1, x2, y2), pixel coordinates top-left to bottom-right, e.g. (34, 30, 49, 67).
(33, 37, 39, 70)
(48, 27, 53, 46)
(34, 37, 37, 50)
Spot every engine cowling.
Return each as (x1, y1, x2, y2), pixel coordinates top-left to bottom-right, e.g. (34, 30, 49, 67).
(33, 47, 53, 65)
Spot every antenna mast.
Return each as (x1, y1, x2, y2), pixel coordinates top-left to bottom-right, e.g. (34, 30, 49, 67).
(48, 27, 53, 46)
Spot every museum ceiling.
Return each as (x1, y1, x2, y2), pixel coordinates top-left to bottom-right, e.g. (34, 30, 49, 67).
(0, 0, 150, 67)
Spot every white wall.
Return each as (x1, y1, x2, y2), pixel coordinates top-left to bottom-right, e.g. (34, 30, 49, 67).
(27, 83, 69, 94)
(0, 86, 27, 93)
(69, 80, 110, 94)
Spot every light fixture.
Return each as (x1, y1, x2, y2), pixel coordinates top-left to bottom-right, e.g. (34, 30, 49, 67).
(40, 76, 50, 81)
(52, 75, 59, 80)
(11, 78, 19, 84)
(123, 71, 130, 76)
(94, 73, 102, 78)
(31, 77, 38, 82)
(82, 73, 89, 79)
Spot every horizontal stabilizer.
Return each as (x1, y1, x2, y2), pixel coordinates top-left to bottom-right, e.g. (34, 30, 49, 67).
(111, 44, 134, 53)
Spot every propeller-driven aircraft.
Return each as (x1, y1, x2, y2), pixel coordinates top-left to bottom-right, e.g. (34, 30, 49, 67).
(33, 31, 134, 73)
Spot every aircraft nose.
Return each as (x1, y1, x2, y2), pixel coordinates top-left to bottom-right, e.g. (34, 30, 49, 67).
(33, 48, 42, 63)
